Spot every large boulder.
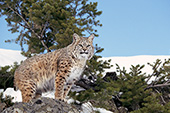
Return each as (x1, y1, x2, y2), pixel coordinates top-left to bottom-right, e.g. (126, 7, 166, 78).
(2, 97, 79, 113)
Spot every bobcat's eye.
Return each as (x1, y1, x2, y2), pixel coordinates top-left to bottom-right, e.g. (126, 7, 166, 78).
(79, 44, 83, 47)
(87, 45, 90, 48)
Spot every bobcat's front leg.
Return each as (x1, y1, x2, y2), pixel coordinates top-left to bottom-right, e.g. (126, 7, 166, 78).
(55, 75, 66, 101)
(55, 59, 71, 101)
(63, 82, 73, 99)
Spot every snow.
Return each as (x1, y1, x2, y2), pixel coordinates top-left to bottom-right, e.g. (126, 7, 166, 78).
(0, 48, 26, 67)
(1, 88, 22, 102)
(0, 48, 169, 75)
(81, 102, 113, 113)
(95, 108, 113, 113)
(1, 48, 170, 113)
(101, 55, 170, 75)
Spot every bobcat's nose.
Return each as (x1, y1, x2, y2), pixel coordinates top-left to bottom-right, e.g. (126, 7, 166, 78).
(83, 49, 87, 52)
(80, 49, 88, 54)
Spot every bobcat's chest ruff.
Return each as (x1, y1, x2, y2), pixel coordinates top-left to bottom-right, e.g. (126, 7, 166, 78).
(67, 66, 84, 83)
(67, 59, 86, 83)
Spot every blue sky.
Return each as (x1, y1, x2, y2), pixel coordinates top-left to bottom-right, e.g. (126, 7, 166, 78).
(0, 0, 170, 57)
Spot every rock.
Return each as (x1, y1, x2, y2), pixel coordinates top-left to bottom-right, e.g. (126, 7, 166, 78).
(2, 97, 79, 113)
(118, 106, 128, 113)
(0, 103, 6, 112)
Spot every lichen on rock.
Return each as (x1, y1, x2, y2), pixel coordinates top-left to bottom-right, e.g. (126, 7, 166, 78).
(2, 97, 79, 113)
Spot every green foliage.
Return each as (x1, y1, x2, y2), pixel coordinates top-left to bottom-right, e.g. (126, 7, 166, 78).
(71, 59, 170, 112)
(132, 94, 170, 113)
(0, 0, 102, 56)
(71, 64, 149, 111)
(147, 59, 170, 85)
(0, 62, 20, 89)
(0, 92, 14, 107)
(115, 64, 149, 111)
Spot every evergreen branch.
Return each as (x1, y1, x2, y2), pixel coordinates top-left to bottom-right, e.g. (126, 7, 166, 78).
(86, 30, 91, 35)
(0, 73, 13, 77)
(41, 21, 48, 38)
(75, 78, 98, 91)
(75, 72, 117, 92)
(7, 5, 51, 53)
(155, 89, 166, 104)
(18, 23, 28, 30)
(146, 61, 162, 83)
(147, 83, 170, 89)
(73, 1, 79, 17)
(84, 65, 97, 79)
(164, 79, 170, 84)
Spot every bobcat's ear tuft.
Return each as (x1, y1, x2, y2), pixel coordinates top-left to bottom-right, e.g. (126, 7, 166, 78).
(73, 33, 80, 42)
(88, 34, 94, 43)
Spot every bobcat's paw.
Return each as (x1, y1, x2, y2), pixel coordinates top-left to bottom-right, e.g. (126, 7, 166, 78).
(56, 97, 67, 103)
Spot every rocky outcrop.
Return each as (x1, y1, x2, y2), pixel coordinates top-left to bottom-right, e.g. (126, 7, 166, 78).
(0, 102, 6, 112)
(2, 97, 79, 113)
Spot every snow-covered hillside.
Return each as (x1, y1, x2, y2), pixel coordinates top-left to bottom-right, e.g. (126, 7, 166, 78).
(102, 55, 170, 75)
(1, 48, 170, 75)
(0, 48, 26, 67)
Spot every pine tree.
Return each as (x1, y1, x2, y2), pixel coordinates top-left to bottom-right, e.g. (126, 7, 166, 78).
(0, 0, 102, 56)
(0, 0, 114, 106)
(71, 59, 170, 112)
(132, 93, 170, 113)
(0, 62, 19, 89)
(0, 0, 110, 91)
(114, 64, 149, 111)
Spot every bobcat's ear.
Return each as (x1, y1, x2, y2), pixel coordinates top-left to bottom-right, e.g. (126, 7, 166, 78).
(73, 33, 80, 42)
(88, 34, 94, 43)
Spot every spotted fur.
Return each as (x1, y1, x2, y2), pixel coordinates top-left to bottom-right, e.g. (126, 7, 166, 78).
(14, 33, 94, 102)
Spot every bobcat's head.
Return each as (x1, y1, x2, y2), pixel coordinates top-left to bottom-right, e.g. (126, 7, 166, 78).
(72, 33, 94, 60)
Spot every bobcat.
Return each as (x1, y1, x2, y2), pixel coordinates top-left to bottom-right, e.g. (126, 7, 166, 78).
(14, 33, 94, 102)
